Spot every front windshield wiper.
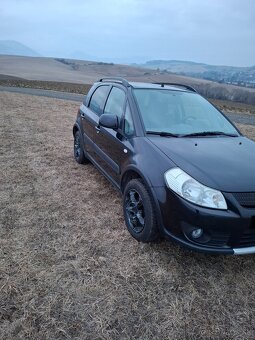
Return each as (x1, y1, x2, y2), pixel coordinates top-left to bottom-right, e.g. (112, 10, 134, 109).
(146, 131, 180, 137)
(181, 131, 239, 137)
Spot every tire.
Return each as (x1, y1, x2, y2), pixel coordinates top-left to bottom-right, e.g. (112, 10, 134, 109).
(123, 179, 159, 242)
(74, 130, 89, 164)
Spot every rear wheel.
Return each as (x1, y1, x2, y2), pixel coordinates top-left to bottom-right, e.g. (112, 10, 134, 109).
(74, 130, 89, 164)
(123, 179, 159, 242)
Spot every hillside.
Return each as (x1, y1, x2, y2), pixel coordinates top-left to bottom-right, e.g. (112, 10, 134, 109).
(139, 60, 255, 88)
(0, 55, 255, 104)
(0, 40, 40, 57)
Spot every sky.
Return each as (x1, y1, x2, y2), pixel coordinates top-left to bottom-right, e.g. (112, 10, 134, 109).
(0, 0, 254, 66)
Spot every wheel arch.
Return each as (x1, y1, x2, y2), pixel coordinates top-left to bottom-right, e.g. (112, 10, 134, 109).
(121, 166, 165, 236)
(73, 123, 80, 137)
(120, 166, 152, 193)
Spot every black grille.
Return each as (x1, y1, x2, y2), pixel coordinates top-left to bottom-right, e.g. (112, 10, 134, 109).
(233, 192, 255, 208)
(207, 231, 230, 247)
(252, 216, 255, 229)
(239, 229, 255, 247)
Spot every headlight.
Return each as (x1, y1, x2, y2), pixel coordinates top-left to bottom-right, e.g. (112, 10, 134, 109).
(164, 168, 227, 210)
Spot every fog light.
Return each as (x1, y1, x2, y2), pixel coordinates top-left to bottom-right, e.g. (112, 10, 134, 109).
(191, 228, 203, 239)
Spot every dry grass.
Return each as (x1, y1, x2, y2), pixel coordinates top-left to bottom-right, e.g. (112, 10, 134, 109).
(210, 99, 255, 116)
(1, 92, 255, 339)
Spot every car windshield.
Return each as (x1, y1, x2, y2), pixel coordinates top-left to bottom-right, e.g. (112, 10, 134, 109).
(133, 89, 239, 136)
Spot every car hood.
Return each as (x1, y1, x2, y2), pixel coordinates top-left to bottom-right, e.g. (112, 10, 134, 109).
(148, 136, 255, 192)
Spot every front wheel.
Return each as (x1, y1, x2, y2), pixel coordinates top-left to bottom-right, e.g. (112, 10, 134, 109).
(123, 179, 159, 242)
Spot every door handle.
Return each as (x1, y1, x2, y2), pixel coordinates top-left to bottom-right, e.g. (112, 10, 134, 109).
(81, 113, 85, 118)
(95, 125, 100, 133)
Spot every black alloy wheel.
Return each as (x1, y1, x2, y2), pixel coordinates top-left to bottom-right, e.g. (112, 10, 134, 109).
(125, 189, 145, 234)
(123, 179, 159, 242)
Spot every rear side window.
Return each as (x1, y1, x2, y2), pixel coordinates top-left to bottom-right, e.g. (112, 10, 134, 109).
(104, 87, 126, 119)
(89, 85, 109, 115)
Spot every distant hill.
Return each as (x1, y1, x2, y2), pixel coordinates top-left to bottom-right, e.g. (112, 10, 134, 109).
(138, 60, 255, 88)
(0, 40, 40, 57)
(0, 55, 255, 104)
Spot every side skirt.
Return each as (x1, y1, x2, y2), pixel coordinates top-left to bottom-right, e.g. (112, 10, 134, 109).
(85, 152, 121, 192)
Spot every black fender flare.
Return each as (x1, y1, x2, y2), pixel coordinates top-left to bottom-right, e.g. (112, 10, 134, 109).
(73, 122, 81, 137)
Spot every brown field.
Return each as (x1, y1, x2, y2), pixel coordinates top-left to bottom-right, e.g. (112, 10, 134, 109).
(0, 55, 192, 84)
(1, 55, 255, 105)
(210, 99, 255, 116)
(1, 92, 255, 339)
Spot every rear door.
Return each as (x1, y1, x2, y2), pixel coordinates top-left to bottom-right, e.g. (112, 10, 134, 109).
(80, 85, 110, 158)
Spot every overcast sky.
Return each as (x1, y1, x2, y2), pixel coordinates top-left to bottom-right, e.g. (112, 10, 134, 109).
(0, 0, 254, 66)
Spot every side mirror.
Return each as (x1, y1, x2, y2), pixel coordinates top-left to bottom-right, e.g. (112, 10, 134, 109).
(99, 114, 119, 130)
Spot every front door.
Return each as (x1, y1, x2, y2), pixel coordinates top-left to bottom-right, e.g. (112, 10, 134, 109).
(93, 86, 127, 186)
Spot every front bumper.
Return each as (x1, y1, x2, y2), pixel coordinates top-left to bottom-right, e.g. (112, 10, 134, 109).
(153, 187, 255, 255)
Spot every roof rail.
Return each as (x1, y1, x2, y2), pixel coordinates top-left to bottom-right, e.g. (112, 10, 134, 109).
(154, 82, 197, 93)
(98, 77, 130, 87)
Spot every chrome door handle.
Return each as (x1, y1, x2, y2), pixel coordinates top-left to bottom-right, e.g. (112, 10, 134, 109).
(95, 126, 100, 133)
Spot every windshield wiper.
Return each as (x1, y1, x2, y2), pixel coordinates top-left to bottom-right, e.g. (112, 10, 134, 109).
(181, 131, 239, 137)
(146, 131, 180, 137)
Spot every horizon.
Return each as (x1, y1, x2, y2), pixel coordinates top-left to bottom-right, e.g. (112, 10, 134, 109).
(1, 40, 254, 69)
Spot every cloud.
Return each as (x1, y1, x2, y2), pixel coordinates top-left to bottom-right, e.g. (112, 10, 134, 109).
(0, 0, 254, 66)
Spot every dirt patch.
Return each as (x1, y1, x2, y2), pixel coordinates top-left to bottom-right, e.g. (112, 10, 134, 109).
(0, 79, 91, 94)
(1, 92, 255, 339)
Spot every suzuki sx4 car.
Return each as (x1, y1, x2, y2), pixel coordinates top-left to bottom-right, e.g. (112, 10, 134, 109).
(73, 77, 255, 255)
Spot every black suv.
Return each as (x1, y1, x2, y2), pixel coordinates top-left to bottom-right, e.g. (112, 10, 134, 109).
(73, 77, 255, 255)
